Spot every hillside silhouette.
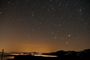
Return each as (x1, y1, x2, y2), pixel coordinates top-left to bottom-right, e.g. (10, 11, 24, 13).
(7, 49, 90, 60)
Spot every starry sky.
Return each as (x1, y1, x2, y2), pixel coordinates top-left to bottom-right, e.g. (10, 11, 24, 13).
(0, 0, 90, 53)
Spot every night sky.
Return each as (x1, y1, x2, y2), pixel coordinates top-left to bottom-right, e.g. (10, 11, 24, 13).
(0, 0, 90, 53)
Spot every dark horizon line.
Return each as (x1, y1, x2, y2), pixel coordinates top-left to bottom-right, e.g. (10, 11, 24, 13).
(0, 48, 90, 53)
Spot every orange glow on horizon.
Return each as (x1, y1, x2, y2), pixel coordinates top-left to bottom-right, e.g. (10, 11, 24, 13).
(0, 39, 87, 53)
(0, 42, 53, 53)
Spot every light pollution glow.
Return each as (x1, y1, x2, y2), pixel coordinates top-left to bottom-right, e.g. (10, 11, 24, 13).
(0, 38, 88, 53)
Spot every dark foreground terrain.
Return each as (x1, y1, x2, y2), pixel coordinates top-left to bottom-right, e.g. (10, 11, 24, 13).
(7, 49, 90, 60)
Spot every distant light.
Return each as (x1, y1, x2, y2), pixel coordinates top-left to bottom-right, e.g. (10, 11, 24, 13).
(34, 54, 57, 57)
(7, 56, 15, 59)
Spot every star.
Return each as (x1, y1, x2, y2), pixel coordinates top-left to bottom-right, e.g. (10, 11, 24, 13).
(65, 41, 69, 45)
(51, 32, 55, 35)
(80, 8, 82, 12)
(58, 24, 62, 27)
(31, 28, 35, 32)
(53, 36, 57, 40)
(0, 11, 3, 15)
(39, 22, 42, 25)
(37, 27, 41, 30)
(32, 12, 35, 17)
(49, 0, 53, 2)
(8, 1, 11, 4)
(67, 34, 72, 38)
